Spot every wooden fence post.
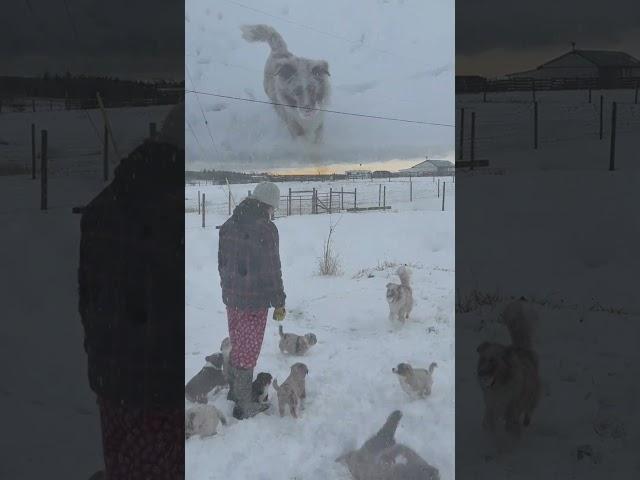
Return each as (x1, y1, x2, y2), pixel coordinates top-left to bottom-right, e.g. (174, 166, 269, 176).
(329, 188, 333, 212)
(31, 123, 36, 179)
(437, 178, 440, 198)
(383, 185, 386, 208)
(103, 124, 109, 181)
(202, 193, 206, 228)
(341, 186, 344, 210)
(442, 182, 446, 211)
(149, 122, 157, 139)
(378, 184, 381, 207)
(599, 95, 604, 140)
(354, 188, 357, 209)
(459, 108, 465, 160)
(533, 101, 538, 150)
(40, 130, 48, 210)
(609, 102, 617, 171)
(470, 111, 476, 169)
(409, 175, 413, 202)
(288, 188, 292, 216)
(198, 190, 201, 214)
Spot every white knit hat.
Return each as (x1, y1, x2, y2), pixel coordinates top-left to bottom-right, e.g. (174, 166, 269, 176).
(251, 182, 280, 210)
(157, 102, 184, 149)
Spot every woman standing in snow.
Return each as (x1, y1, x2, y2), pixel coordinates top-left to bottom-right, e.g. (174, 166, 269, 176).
(79, 103, 184, 479)
(218, 182, 287, 419)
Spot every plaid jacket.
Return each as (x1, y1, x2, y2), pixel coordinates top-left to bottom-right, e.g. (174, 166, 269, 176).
(218, 199, 286, 309)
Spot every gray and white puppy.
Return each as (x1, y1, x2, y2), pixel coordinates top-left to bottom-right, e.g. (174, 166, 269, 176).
(240, 24, 331, 143)
(278, 324, 317, 356)
(386, 266, 413, 324)
(477, 297, 541, 437)
(185, 353, 226, 404)
(335, 410, 440, 480)
(185, 404, 227, 439)
(392, 362, 437, 399)
(272, 362, 309, 418)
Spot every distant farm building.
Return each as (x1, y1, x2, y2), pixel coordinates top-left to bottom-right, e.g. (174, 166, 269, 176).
(400, 159, 454, 176)
(345, 169, 372, 180)
(507, 47, 640, 87)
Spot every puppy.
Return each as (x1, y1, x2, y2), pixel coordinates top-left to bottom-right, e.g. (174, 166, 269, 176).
(477, 297, 541, 437)
(386, 266, 413, 324)
(185, 353, 226, 404)
(220, 337, 232, 381)
(278, 324, 318, 355)
(240, 24, 330, 143)
(392, 362, 437, 399)
(185, 404, 227, 439)
(272, 363, 309, 418)
(252, 372, 273, 404)
(335, 410, 440, 480)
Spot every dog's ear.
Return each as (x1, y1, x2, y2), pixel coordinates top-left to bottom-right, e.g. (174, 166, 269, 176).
(476, 341, 491, 353)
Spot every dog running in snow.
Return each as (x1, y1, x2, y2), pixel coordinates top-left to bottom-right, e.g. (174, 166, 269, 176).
(278, 324, 317, 356)
(476, 297, 541, 438)
(392, 362, 437, 399)
(252, 372, 273, 404)
(240, 24, 330, 143)
(386, 266, 413, 324)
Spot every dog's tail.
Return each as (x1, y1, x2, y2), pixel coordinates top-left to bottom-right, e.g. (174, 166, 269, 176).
(240, 24, 289, 55)
(397, 266, 411, 288)
(362, 410, 402, 455)
(278, 324, 284, 338)
(504, 297, 536, 350)
(428, 362, 438, 374)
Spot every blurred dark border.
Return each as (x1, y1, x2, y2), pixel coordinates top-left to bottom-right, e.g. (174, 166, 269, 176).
(456, 1, 639, 478)
(0, 1, 184, 478)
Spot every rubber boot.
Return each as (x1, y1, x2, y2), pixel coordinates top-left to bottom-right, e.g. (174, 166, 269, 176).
(232, 367, 269, 420)
(226, 364, 237, 402)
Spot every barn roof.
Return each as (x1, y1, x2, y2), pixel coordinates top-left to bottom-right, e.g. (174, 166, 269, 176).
(543, 49, 640, 68)
(400, 159, 453, 171)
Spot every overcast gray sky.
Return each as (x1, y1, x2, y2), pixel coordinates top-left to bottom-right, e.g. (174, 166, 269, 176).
(1, 0, 183, 80)
(456, 0, 640, 77)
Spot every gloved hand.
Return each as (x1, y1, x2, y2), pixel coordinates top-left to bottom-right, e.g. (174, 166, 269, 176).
(273, 307, 286, 321)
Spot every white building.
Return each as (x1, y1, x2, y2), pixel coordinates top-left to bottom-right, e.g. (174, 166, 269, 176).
(507, 48, 640, 86)
(344, 169, 372, 180)
(400, 159, 454, 176)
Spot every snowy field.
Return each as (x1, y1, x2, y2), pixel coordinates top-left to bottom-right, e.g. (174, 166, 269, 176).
(0, 105, 173, 478)
(185, 0, 454, 171)
(455, 89, 640, 479)
(185, 185, 455, 479)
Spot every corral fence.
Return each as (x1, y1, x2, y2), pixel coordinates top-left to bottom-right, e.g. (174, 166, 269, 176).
(0, 95, 180, 114)
(456, 88, 640, 171)
(456, 76, 640, 95)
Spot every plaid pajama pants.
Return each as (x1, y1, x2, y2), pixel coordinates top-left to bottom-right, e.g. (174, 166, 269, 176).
(226, 306, 269, 369)
(97, 398, 183, 479)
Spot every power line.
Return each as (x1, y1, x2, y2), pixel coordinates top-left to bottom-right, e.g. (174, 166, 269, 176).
(185, 89, 454, 127)
(186, 66, 220, 153)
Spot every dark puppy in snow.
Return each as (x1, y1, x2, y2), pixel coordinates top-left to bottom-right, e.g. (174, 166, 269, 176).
(185, 353, 226, 404)
(252, 372, 273, 403)
(278, 324, 317, 356)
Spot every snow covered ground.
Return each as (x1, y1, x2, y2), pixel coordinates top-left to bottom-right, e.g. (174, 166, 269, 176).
(185, 185, 455, 479)
(455, 89, 640, 479)
(185, 0, 454, 171)
(0, 105, 173, 478)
